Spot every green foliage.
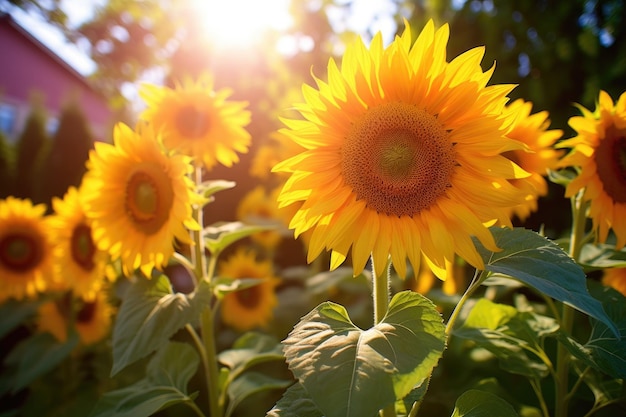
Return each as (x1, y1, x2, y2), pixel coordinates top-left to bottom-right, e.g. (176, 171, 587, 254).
(13, 102, 48, 202)
(204, 221, 275, 256)
(474, 227, 618, 336)
(40, 100, 93, 205)
(281, 291, 446, 417)
(0, 131, 13, 198)
(89, 341, 200, 417)
(451, 389, 519, 417)
(111, 274, 212, 376)
(0, 331, 79, 395)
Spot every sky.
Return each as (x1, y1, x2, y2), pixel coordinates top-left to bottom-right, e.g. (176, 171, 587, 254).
(4, 0, 399, 78)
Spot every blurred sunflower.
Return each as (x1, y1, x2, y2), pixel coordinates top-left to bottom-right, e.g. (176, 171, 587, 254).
(139, 74, 251, 170)
(48, 186, 112, 298)
(81, 122, 199, 276)
(219, 248, 280, 332)
(37, 290, 114, 346)
(236, 186, 283, 251)
(0, 197, 54, 302)
(602, 267, 626, 297)
(558, 91, 626, 248)
(273, 20, 529, 280)
(502, 99, 563, 222)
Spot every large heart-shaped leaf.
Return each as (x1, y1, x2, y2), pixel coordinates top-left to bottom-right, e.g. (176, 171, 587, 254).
(474, 227, 618, 336)
(283, 290, 446, 417)
(111, 274, 211, 375)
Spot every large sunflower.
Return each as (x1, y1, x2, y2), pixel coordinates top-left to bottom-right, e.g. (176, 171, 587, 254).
(81, 122, 199, 276)
(503, 99, 563, 221)
(273, 20, 529, 280)
(0, 197, 54, 302)
(558, 90, 626, 248)
(48, 186, 112, 298)
(37, 290, 114, 346)
(219, 248, 280, 332)
(139, 74, 251, 170)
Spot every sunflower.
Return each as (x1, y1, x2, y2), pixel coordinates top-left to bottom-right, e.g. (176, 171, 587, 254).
(273, 20, 529, 280)
(48, 186, 112, 298)
(602, 267, 626, 297)
(81, 122, 199, 276)
(37, 290, 114, 346)
(502, 99, 563, 222)
(218, 248, 280, 332)
(558, 90, 626, 248)
(139, 74, 251, 170)
(0, 197, 54, 302)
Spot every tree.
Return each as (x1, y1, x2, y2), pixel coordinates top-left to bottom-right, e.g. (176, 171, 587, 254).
(13, 99, 48, 201)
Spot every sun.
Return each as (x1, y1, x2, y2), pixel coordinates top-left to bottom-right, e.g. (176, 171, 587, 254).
(189, 0, 292, 49)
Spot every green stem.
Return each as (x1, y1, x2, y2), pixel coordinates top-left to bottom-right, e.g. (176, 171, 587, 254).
(529, 378, 550, 417)
(190, 166, 222, 417)
(372, 256, 396, 417)
(445, 269, 486, 335)
(555, 191, 588, 417)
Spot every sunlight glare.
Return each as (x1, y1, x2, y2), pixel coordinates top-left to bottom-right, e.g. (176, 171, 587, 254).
(190, 0, 293, 49)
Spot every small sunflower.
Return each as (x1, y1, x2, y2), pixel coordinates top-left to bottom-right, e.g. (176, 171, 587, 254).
(37, 291, 114, 346)
(219, 248, 280, 332)
(236, 186, 283, 250)
(0, 197, 54, 302)
(558, 90, 626, 248)
(48, 186, 112, 298)
(139, 74, 251, 170)
(81, 122, 199, 276)
(602, 267, 626, 297)
(503, 99, 563, 222)
(273, 20, 529, 280)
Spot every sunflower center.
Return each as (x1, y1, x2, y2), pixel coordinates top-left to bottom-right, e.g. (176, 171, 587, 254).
(342, 102, 456, 216)
(77, 299, 97, 323)
(0, 232, 42, 272)
(71, 224, 96, 272)
(176, 104, 210, 138)
(595, 125, 626, 203)
(234, 284, 262, 310)
(125, 166, 175, 235)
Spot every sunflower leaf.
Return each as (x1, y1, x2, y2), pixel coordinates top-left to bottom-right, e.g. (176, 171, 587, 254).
(225, 371, 293, 417)
(474, 227, 619, 337)
(89, 341, 199, 417)
(577, 243, 626, 270)
(282, 290, 446, 417)
(204, 221, 275, 255)
(557, 283, 626, 379)
(198, 179, 236, 199)
(451, 390, 519, 417)
(266, 382, 324, 417)
(111, 274, 212, 376)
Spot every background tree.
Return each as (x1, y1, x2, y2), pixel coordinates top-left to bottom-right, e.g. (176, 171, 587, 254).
(0, 130, 13, 198)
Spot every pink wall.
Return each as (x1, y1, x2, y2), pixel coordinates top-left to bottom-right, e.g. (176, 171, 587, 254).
(0, 14, 112, 141)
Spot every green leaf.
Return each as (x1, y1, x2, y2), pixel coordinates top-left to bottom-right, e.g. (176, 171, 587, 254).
(198, 179, 236, 199)
(451, 390, 519, 417)
(3, 331, 79, 394)
(218, 332, 285, 375)
(204, 221, 275, 255)
(0, 299, 37, 339)
(89, 342, 199, 417)
(474, 227, 619, 337)
(560, 283, 626, 379)
(266, 383, 323, 417)
(283, 291, 446, 417)
(577, 243, 626, 270)
(395, 380, 430, 416)
(225, 371, 293, 417)
(111, 274, 211, 376)
(212, 277, 265, 298)
(454, 299, 554, 378)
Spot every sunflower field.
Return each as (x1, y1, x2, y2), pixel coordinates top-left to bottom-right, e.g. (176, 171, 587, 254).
(1, 1, 625, 417)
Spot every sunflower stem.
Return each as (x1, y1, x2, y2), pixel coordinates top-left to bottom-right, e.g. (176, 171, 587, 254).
(371, 256, 396, 417)
(190, 166, 222, 417)
(445, 269, 485, 335)
(555, 191, 588, 417)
